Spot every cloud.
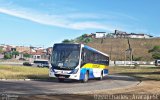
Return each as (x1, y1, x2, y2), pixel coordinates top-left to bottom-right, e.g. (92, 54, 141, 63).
(0, 6, 118, 31)
(0, 7, 68, 27)
(0, 3, 144, 33)
(68, 22, 116, 31)
(108, 11, 139, 21)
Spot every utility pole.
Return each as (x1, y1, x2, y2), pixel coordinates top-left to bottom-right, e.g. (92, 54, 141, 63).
(109, 39, 112, 60)
(127, 38, 133, 67)
(124, 50, 126, 66)
(130, 48, 133, 67)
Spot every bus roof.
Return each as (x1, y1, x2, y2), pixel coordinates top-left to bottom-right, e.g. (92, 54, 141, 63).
(82, 44, 109, 57)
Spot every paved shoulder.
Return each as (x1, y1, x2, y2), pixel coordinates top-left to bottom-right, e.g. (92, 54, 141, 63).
(0, 75, 139, 95)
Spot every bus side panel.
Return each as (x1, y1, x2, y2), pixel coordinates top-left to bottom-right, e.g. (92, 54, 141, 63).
(80, 63, 109, 79)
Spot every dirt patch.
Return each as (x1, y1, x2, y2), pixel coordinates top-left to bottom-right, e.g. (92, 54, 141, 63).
(17, 94, 93, 100)
(79, 81, 160, 94)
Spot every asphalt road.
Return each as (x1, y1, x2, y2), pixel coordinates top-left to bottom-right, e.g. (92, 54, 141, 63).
(0, 75, 139, 95)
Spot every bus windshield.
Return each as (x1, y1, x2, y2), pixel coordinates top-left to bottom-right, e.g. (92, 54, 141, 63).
(51, 44, 80, 70)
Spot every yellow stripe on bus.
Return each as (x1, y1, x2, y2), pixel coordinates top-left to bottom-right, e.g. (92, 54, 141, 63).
(82, 63, 108, 69)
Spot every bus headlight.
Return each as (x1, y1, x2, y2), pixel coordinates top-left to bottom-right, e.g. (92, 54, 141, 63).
(69, 69, 79, 74)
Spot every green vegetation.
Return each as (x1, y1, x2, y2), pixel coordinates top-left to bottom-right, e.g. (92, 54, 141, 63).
(149, 45, 160, 59)
(109, 66, 160, 81)
(62, 34, 93, 44)
(23, 53, 31, 58)
(62, 39, 71, 43)
(0, 47, 3, 53)
(4, 53, 13, 59)
(12, 51, 19, 58)
(3, 51, 19, 59)
(0, 65, 49, 79)
(75, 34, 93, 44)
(133, 56, 143, 61)
(62, 39, 74, 43)
(0, 65, 160, 81)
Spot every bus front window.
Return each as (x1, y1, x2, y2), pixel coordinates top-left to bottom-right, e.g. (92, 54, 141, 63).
(51, 44, 80, 70)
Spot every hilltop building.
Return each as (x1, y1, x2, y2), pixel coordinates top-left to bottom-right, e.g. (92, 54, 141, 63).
(112, 30, 153, 39)
(86, 30, 153, 39)
(94, 32, 106, 38)
(85, 32, 107, 38)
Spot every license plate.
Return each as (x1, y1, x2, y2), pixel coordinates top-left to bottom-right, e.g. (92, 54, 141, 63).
(59, 76, 65, 78)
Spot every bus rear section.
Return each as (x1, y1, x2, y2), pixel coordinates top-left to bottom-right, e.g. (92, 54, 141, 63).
(79, 45, 109, 82)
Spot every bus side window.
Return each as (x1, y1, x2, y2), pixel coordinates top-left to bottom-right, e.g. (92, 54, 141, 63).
(106, 57, 109, 66)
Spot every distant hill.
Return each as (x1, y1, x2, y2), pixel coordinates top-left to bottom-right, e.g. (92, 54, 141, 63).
(62, 35, 160, 61)
(85, 38, 160, 61)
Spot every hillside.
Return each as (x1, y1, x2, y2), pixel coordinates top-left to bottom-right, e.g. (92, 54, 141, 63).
(85, 38, 160, 61)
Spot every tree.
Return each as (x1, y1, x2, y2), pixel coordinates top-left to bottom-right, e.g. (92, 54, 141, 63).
(0, 48, 3, 54)
(4, 53, 12, 59)
(149, 46, 160, 59)
(133, 56, 143, 61)
(152, 53, 160, 59)
(62, 39, 75, 43)
(75, 34, 93, 44)
(12, 51, 19, 58)
(149, 46, 160, 53)
(83, 37, 92, 43)
(23, 53, 31, 58)
(62, 39, 71, 43)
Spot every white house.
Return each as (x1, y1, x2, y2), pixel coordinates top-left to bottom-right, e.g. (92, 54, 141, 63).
(95, 32, 106, 38)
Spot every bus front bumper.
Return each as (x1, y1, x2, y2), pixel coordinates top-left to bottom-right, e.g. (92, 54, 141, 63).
(49, 72, 79, 80)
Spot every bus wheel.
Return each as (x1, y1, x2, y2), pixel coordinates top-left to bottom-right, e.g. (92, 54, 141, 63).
(98, 71, 103, 80)
(82, 71, 89, 83)
(58, 78, 64, 82)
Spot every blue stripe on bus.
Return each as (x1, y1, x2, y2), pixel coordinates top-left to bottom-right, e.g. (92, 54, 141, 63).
(80, 68, 94, 80)
(103, 69, 108, 74)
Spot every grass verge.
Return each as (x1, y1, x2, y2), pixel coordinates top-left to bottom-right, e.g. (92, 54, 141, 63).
(1, 65, 160, 80)
(0, 65, 49, 79)
(109, 66, 160, 81)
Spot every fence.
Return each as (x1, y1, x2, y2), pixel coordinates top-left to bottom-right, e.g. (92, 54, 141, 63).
(110, 61, 155, 66)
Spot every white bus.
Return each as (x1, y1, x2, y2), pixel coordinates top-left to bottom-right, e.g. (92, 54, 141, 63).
(33, 60, 49, 68)
(155, 59, 160, 66)
(49, 43, 109, 82)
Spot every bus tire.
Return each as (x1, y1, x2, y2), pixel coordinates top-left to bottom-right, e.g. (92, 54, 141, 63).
(58, 78, 64, 82)
(82, 71, 89, 83)
(98, 71, 103, 80)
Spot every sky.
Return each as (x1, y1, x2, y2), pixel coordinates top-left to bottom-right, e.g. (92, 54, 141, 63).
(0, 0, 160, 47)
